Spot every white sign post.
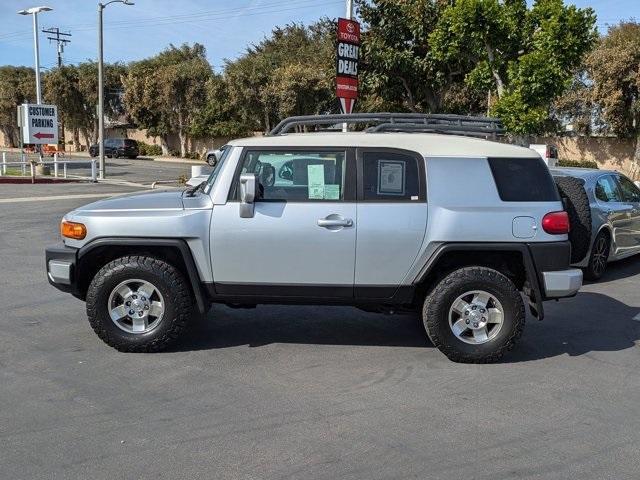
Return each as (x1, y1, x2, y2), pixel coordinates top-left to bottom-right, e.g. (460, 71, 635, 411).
(20, 103, 58, 145)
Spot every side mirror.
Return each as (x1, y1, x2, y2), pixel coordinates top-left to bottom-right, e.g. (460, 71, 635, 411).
(239, 173, 258, 218)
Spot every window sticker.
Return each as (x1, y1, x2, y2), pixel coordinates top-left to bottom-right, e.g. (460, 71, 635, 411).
(324, 184, 340, 200)
(307, 164, 325, 199)
(378, 160, 405, 195)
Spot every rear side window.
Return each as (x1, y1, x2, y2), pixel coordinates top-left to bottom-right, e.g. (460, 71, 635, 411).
(361, 151, 422, 201)
(488, 157, 560, 202)
(124, 139, 137, 147)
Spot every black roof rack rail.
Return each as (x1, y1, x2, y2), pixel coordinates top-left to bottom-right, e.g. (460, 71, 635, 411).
(268, 113, 504, 138)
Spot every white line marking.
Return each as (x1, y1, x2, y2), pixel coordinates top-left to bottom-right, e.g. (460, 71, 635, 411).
(633, 313, 640, 322)
(0, 193, 131, 204)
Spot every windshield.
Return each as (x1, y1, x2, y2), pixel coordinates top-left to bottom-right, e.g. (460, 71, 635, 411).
(204, 145, 232, 194)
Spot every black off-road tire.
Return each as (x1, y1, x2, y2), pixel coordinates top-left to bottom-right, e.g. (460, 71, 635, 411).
(583, 230, 611, 281)
(422, 267, 525, 363)
(86, 256, 192, 352)
(553, 176, 592, 263)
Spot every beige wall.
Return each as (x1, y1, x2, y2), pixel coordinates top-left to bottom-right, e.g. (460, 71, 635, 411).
(532, 136, 639, 178)
(2, 127, 638, 175)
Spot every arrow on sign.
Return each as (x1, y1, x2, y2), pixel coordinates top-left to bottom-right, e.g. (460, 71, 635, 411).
(34, 132, 55, 139)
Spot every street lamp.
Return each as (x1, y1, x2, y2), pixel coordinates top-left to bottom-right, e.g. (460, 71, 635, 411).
(17, 6, 53, 105)
(98, 0, 134, 180)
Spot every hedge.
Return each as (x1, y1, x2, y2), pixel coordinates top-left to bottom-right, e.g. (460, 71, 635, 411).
(557, 159, 599, 169)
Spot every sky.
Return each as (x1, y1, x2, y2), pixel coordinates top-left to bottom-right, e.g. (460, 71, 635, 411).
(0, 0, 637, 71)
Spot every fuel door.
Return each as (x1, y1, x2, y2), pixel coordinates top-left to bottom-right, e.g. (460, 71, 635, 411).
(512, 216, 537, 239)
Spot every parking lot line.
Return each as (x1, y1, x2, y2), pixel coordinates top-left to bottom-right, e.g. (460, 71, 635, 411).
(0, 193, 129, 204)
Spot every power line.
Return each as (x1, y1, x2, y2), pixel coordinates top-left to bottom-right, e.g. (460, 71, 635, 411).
(42, 27, 72, 67)
(0, 0, 341, 41)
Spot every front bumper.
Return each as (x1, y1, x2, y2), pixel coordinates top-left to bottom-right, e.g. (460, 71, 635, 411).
(542, 269, 582, 298)
(46, 243, 79, 295)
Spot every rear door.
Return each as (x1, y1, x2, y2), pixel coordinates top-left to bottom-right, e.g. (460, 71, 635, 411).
(615, 174, 640, 253)
(210, 147, 357, 298)
(354, 149, 428, 299)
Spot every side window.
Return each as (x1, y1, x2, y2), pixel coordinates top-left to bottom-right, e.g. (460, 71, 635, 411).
(239, 150, 346, 202)
(617, 175, 640, 203)
(595, 176, 622, 203)
(361, 151, 421, 201)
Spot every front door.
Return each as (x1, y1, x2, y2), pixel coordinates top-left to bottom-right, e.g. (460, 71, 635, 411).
(615, 174, 640, 254)
(211, 148, 357, 298)
(595, 174, 631, 254)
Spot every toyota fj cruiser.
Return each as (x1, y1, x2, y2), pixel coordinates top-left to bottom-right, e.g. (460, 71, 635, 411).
(46, 114, 582, 363)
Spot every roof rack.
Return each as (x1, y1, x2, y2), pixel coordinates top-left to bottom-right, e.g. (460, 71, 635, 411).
(268, 113, 505, 138)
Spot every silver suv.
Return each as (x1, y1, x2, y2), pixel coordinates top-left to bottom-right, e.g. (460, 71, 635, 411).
(46, 114, 582, 363)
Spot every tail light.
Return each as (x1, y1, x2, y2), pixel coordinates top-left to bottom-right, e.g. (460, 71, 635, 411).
(542, 211, 570, 235)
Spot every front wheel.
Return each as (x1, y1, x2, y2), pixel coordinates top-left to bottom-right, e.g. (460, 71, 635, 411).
(423, 267, 525, 363)
(206, 155, 217, 167)
(86, 256, 193, 352)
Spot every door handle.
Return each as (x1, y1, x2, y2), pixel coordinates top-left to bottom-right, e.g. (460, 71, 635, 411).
(317, 218, 353, 228)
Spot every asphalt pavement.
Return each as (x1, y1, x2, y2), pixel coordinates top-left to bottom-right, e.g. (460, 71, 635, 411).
(1, 185, 639, 480)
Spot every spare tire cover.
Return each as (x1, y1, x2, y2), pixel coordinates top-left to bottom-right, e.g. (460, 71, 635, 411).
(553, 176, 592, 263)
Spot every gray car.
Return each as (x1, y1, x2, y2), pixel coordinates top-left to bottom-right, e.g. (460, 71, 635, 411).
(551, 167, 640, 280)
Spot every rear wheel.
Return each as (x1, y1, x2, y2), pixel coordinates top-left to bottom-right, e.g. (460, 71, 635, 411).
(423, 267, 525, 363)
(113, 150, 120, 159)
(583, 230, 610, 281)
(206, 154, 217, 167)
(86, 255, 192, 352)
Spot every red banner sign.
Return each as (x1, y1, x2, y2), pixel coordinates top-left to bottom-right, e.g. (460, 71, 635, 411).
(336, 18, 360, 114)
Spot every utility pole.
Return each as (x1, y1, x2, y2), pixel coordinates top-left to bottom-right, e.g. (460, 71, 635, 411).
(43, 27, 71, 148)
(42, 27, 71, 67)
(98, 0, 135, 180)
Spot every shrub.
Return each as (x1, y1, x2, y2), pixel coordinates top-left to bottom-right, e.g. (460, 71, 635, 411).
(184, 151, 202, 160)
(137, 142, 163, 157)
(557, 159, 599, 169)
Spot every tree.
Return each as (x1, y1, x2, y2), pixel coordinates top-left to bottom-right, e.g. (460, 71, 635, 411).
(224, 21, 336, 133)
(123, 44, 211, 156)
(0, 67, 35, 147)
(586, 22, 640, 153)
(44, 62, 126, 150)
(189, 74, 251, 139)
(356, 0, 457, 113)
(430, 0, 597, 134)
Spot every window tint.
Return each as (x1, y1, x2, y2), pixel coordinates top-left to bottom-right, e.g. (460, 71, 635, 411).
(124, 139, 137, 147)
(595, 176, 622, 203)
(239, 150, 346, 201)
(361, 151, 421, 201)
(488, 157, 560, 202)
(617, 175, 640, 202)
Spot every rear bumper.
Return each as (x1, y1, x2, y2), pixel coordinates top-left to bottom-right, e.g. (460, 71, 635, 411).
(542, 269, 582, 298)
(46, 243, 80, 296)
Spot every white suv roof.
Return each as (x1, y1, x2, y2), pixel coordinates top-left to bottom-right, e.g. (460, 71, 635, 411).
(230, 132, 540, 159)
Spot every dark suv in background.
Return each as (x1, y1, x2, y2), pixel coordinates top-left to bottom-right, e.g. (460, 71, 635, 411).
(89, 138, 139, 159)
